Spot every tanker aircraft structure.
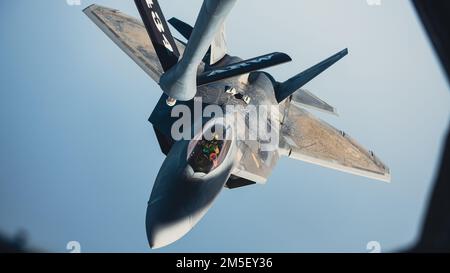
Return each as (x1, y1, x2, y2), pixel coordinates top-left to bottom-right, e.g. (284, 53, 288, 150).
(84, 0, 390, 249)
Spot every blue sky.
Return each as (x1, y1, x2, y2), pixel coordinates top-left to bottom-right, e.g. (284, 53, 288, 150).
(0, 0, 449, 252)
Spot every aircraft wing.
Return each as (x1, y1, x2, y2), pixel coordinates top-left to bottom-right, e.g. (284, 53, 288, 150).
(84, 5, 186, 83)
(279, 103, 390, 182)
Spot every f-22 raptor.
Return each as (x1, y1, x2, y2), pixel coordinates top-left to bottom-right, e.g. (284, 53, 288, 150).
(84, 0, 390, 249)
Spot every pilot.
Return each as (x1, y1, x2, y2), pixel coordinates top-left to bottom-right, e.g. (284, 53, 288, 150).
(201, 134, 221, 167)
(188, 133, 227, 173)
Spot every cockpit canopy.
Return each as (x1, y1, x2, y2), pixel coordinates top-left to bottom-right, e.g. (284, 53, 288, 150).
(187, 120, 233, 174)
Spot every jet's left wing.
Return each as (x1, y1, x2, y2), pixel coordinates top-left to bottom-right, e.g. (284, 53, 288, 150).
(279, 102, 390, 182)
(84, 5, 186, 83)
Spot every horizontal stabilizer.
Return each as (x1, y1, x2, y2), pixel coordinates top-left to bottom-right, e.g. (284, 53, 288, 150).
(275, 49, 348, 103)
(291, 89, 337, 115)
(197, 52, 292, 86)
(135, 0, 180, 71)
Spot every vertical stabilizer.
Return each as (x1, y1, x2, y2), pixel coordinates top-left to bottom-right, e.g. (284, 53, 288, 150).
(134, 0, 180, 71)
(275, 49, 348, 103)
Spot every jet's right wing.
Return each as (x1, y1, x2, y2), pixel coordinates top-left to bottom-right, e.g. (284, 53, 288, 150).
(279, 103, 390, 182)
(84, 4, 186, 83)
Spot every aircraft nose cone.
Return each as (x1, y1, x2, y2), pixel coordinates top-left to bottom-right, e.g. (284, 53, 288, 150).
(144, 137, 234, 249)
(146, 196, 192, 249)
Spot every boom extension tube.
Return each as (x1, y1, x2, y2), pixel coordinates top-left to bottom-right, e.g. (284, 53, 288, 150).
(159, 0, 237, 101)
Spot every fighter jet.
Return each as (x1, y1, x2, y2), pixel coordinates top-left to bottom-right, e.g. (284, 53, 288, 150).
(84, 0, 390, 249)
